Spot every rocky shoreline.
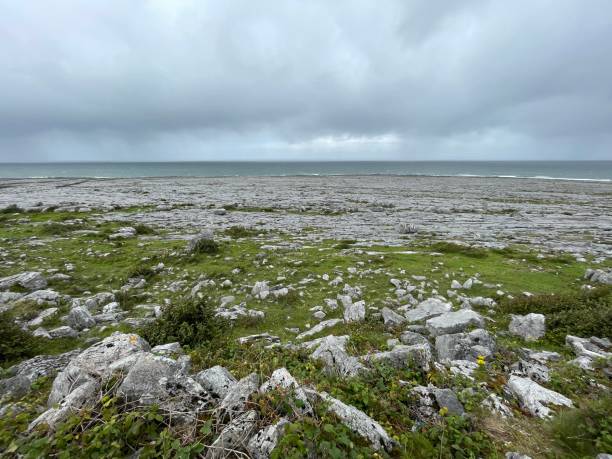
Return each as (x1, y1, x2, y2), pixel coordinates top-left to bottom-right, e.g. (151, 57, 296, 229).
(0, 176, 611, 458)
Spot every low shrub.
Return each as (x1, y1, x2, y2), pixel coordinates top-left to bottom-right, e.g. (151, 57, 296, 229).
(190, 238, 220, 254)
(0, 312, 42, 364)
(0, 204, 23, 214)
(134, 223, 156, 235)
(498, 286, 612, 344)
(223, 225, 260, 238)
(550, 395, 612, 457)
(141, 298, 227, 348)
(430, 242, 488, 258)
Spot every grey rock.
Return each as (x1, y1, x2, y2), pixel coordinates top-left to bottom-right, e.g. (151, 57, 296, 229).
(67, 306, 96, 331)
(585, 268, 612, 285)
(511, 359, 550, 383)
(117, 353, 211, 423)
(0, 271, 47, 292)
(48, 326, 78, 338)
(247, 418, 289, 459)
(426, 309, 484, 336)
(566, 335, 612, 370)
(509, 314, 546, 341)
(411, 385, 464, 419)
(218, 373, 259, 420)
(399, 331, 429, 346)
(381, 307, 406, 327)
(16, 289, 61, 307)
(405, 298, 452, 322)
(434, 388, 465, 416)
(296, 318, 343, 340)
(238, 333, 280, 346)
(0, 291, 23, 304)
(0, 350, 79, 398)
(259, 368, 312, 415)
(343, 300, 366, 323)
(206, 410, 258, 459)
(309, 335, 367, 377)
(435, 329, 495, 362)
(505, 453, 532, 459)
(363, 343, 432, 371)
(306, 389, 396, 452)
(196, 365, 237, 399)
(151, 342, 184, 356)
(506, 375, 572, 418)
(26, 307, 58, 328)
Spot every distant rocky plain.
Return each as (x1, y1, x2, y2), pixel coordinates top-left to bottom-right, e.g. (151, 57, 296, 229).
(0, 176, 610, 458)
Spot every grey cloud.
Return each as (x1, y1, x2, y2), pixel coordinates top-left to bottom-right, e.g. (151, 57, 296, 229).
(0, 0, 611, 161)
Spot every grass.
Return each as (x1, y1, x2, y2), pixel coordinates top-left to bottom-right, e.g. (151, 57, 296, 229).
(0, 207, 610, 457)
(498, 286, 612, 344)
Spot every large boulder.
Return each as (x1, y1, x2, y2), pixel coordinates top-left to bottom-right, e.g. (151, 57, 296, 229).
(259, 368, 312, 415)
(196, 365, 237, 399)
(206, 410, 258, 459)
(30, 333, 150, 430)
(343, 300, 366, 323)
(247, 418, 289, 459)
(508, 314, 546, 341)
(426, 309, 484, 336)
(584, 268, 612, 285)
(435, 329, 495, 362)
(405, 298, 452, 322)
(67, 306, 96, 331)
(117, 353, 211, 423)
(305, 389, 396, 452)
(506, 375, 572, 418)
(363, 343, 432, 371)
(218, 373, 260, 420)
(309, 335, 366, 377)
(565, 335, 612, 370)
(381, 307, 406, 327)
(0, 272, 47, 292)
(0, 350, 80, 399)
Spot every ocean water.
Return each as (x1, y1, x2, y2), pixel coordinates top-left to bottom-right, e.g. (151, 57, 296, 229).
(0, 161, 610, 181)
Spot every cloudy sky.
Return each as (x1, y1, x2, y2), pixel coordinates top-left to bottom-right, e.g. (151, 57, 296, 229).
(1, 0, 611, 161)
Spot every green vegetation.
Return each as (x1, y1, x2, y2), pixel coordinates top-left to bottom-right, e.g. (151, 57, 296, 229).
(142, 298, 227, 348)
(223, 225, 261, 238)
(0, 206, 610, 458)
(0, 312, 42, 364)
(189, 238, 220, 254)
(498, 286, 612, 344)
(550, 394, 612, 457)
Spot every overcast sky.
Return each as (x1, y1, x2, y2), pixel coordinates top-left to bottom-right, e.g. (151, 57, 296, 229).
(1, 1, 611, 161)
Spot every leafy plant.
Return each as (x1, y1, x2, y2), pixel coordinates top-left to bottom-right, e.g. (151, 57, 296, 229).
(0, 312, 43, 364)
(141, 298, 227, 348)
(550, 395, 612, 457)
(498, 286, 612, 344)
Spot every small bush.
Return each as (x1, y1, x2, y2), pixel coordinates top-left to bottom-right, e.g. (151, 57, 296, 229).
(499, 286, 612, 344)
(0, 204, 23, 214)
(550, 395, 612, 456)
(335, 239, 356, 250)
(141, 298, 227, 348)
(39, 221, 84, 236)
(224, 225, 259, 238)
(190, 238, 220, 254)
(134, 223, 156, 235)
(0, 312, 42, 364)
(430, 242, 488, 258)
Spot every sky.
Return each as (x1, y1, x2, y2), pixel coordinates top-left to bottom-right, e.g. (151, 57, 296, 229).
(1, 0, 611, 162)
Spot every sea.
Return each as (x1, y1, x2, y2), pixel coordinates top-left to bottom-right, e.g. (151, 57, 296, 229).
(0, 161, 610, 181)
